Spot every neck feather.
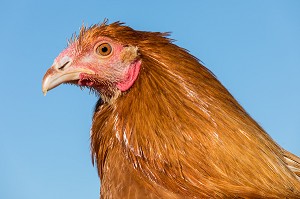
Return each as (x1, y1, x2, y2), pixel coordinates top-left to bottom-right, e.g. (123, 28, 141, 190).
(91, 44, 300, 196)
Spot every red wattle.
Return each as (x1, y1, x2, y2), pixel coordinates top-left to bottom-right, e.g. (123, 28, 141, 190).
(78, 73, 94, 86)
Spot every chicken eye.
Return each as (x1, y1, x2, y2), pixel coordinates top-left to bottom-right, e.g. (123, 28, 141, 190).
(95, 43, 112, 56)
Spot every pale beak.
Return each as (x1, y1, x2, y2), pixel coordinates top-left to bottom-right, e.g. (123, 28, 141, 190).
(42, 61, 94, 96)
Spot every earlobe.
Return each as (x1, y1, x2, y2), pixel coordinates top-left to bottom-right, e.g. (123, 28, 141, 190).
(116, 60, 142, 91)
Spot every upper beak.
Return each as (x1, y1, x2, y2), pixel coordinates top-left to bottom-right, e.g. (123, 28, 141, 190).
(42, 61, 94, 95)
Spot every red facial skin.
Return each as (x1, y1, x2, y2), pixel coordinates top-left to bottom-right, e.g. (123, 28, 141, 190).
(42, 37, 141, 96)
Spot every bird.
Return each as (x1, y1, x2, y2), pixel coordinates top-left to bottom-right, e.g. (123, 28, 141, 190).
(42, 21, 300, 198)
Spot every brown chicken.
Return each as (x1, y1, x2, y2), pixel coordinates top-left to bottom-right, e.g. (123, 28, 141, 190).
(42, 21, 300, 198)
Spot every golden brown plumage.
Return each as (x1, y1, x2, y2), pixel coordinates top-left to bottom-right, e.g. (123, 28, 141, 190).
(42, 21, 300, 198)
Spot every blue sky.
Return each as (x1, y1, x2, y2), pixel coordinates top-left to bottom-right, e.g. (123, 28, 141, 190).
(1, 1, 299, 198)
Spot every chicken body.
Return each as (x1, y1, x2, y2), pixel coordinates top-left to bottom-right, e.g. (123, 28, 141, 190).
(42, 21, 300, 198)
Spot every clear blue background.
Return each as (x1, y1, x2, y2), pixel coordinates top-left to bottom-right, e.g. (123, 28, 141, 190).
(1, 1, 299, 198)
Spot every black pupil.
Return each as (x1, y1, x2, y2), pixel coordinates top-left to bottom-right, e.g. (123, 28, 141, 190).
(102, 46, 108, 53)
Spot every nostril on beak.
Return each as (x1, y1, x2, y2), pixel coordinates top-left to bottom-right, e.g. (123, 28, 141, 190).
(58, 61, 70, 70)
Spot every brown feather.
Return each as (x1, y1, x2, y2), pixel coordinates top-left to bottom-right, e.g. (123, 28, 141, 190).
(71, 22, 300, 198)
